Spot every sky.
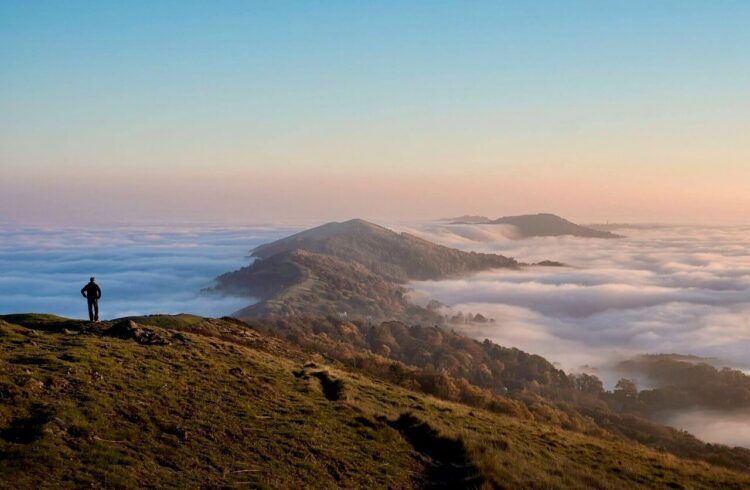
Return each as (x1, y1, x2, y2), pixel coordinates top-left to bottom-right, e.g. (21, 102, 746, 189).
(1, 1, 749, 225)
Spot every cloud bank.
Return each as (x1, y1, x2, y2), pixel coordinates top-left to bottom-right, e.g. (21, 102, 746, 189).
(0, 225, 292, 319)
(406, 225, 750, 379)
(5, 221, 748, 375)
(4, 220, 750, 447)
(659, 409, 750, 449)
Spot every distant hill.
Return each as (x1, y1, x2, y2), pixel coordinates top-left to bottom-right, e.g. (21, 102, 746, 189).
(616, 354, 750, 413)
(213, 219, 518, 320)
(250, 219, 516, 281)
(440, 215, 491, 224)
(3, 313, 750, 488)
(223, 249, 417, 320)
(588, 223, 672, 232)
(450, 213, 623, 239)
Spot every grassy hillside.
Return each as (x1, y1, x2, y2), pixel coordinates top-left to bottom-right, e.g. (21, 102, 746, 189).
(212, 219, 517, 321)
(249, 219, 518, 282)
(219, 250, 420, 321)
(1, 314, 749, 489)
(245, 315, 750, 474)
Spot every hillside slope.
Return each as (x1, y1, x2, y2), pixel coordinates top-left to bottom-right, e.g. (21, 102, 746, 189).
(212, 219, 517, 320)
(1, 314, 749, 489)
(250, 219, 517, 281)
(224, 250, 420, 320)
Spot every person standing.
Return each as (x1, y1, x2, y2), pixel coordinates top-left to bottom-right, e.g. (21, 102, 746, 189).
(81, 277, 102, 322)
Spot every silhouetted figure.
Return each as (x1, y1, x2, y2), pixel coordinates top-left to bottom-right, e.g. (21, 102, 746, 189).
(81, 277, 101, 322)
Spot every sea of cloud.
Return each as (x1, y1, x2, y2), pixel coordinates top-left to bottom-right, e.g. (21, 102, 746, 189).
(0, 224, 292, 319)
(5, 221, 748, 374)
(4, 220, 750, 445)
(403, 224, 750, 384)
(658, 409, 750, 448)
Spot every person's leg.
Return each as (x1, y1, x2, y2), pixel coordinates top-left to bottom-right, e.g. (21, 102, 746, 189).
(88, 300, 95, 321)
(93, 300, 99, 322)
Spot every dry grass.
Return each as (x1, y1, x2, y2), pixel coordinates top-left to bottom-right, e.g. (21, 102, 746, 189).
(1, 314, 748, 489)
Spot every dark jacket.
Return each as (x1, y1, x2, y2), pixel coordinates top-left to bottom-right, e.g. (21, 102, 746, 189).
(81, 283, 102, 301)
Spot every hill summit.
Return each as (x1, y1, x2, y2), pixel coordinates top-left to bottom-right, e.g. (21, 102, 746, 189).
(251, 219, 517, 281)
(212, 219, 517, 320)
(449, 213, 623, 239)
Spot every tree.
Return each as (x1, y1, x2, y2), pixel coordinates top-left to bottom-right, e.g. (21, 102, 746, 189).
(614, 378, 638, 400)
(572, 373, 604, 395)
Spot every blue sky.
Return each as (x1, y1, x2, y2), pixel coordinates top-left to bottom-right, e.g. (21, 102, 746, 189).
(1, 1, 749, 224)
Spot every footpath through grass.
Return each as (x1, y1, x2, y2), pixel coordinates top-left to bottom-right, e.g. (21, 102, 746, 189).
(1, 314, 748, 489)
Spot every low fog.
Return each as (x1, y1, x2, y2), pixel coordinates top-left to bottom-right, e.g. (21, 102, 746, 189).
(0, 225, 292, 319)
(405, 224, 750, 376)
(402, 224, 750, 447)
(658, 409, 750, 449)
(4, 222, 748, 370)
(4, 221, 750, 447)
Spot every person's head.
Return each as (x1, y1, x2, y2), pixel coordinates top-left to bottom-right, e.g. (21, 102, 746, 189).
(90, 277, 96, 283)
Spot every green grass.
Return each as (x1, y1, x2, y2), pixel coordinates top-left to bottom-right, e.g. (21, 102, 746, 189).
(125, 313, 206, 329)
(0, 315, 748, 489)
(0, 313, 70, 326)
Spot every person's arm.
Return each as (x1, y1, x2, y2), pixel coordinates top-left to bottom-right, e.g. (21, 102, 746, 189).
(95, 285, 101, 299)
(81, 286, 87, 298)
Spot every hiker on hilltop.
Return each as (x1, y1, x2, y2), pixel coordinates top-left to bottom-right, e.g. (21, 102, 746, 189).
(81, 277, 102, 322)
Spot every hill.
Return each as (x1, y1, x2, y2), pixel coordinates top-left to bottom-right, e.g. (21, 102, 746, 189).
(440, 215, 491, 224)
(2, 313, 749, 489)
(223, 250, 423, 321)
(615, 354, 750, 413)
(450, 213, 623, 239)
(250, 219, 517, 281)
(247, 314, 750, 473)
(212, 219, 517, 320)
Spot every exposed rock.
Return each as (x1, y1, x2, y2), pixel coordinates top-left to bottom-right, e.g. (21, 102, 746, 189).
(106, 320, 170, 346)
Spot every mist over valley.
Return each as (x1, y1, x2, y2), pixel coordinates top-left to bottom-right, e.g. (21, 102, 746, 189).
(3, 219, 749, 448)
